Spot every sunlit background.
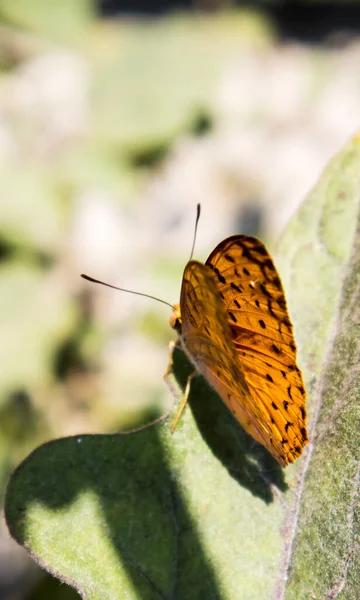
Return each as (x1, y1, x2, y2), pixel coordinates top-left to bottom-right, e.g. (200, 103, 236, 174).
(1, 1, 360, 598)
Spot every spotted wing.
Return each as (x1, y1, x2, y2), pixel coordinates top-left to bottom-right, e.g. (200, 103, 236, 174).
(205, 235, 308, 465)
(179, 259, 291, 466)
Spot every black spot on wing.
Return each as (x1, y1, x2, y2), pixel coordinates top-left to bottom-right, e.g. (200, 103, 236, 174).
(267, 300, 276, 318)
(301, 427, 308, 441)
(281, 317, 292, 331)
(231, 282, 243, 293)
(277, 297, 286, 310)
(260, 283, 272, 299)
(214, 267, 226, 284)
(254, 245, 267, 256)
(272, 276, 282, 290)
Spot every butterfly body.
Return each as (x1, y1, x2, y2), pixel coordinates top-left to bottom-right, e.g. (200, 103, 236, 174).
(170, 235, 308, 467)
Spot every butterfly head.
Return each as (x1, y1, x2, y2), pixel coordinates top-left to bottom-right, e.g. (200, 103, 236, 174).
(170, 304, 182, 334)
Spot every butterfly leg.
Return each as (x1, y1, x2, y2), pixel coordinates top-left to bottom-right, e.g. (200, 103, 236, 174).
(163, 339, 183, 410)
(171, 370, 197, 433)
(163, 340, 179, 381)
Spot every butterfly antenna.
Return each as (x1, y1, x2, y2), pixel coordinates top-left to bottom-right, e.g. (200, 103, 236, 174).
(81, 274, 174, 309)
(189, 203, 201, 261)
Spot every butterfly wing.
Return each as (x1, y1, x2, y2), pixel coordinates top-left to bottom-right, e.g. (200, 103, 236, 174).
(179, 259, 293, 466)
(205, 235, 308, 465)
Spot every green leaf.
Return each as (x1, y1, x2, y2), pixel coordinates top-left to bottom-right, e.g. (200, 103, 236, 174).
(0, 263, 77, 401)
(0, 0, 95, 45)
(5, 134, 360, 599)
(0, 165, 65, 254)
(91, 13, 273, 148)
(277, 134, 360, 600)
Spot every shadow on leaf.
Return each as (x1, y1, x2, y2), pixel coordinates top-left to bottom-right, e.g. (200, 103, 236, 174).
(170, 345, 288, 503)
(5, 426, 225, 600)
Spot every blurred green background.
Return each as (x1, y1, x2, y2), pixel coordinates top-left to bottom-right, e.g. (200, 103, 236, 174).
(1, 1, 360, 598)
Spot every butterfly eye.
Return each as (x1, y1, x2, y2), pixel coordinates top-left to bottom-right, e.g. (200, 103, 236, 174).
(170, 313, 182, 333)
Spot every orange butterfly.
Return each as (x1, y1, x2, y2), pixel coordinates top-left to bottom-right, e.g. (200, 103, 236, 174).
(169, 232, 308, 466)
(82, 206, 308, 467)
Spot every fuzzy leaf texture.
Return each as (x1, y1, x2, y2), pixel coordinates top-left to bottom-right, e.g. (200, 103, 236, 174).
(5, 134, 360, 599)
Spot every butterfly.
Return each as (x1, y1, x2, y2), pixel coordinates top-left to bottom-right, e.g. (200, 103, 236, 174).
(168, 233, 308, 467)
(82, 206, 308, 467)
